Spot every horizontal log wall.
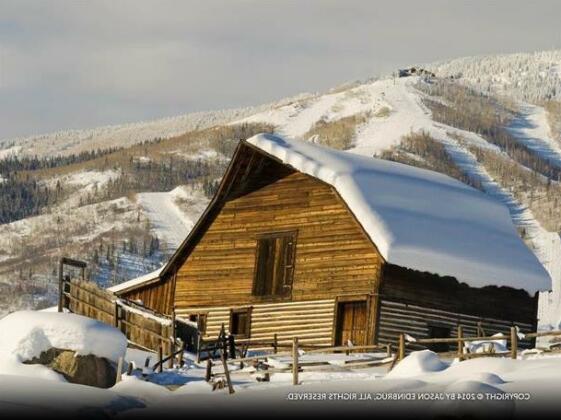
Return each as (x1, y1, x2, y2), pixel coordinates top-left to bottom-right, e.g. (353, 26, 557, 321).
(381, 264, 538, 324)
(377, 300, 535, 351)
(176, 299, 336, 346)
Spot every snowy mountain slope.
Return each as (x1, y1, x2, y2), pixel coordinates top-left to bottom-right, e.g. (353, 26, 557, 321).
(0, 93, 313, 159)
(136, 187, 209, 252)
(428, 49, 561, 103)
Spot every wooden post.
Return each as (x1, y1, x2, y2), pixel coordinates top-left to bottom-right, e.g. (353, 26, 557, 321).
(115, 357, 123, 383)
(114, 302, 120, 329)
(398, 333, 406, 361)
(457, 326, 464, 361)
(196, 333, 202, 364)
(220, 353, 235, 394)
(292, 337, 299, 386)
(57, 259, 64, 312)
(205, 358, 212, 382)
(170, 310, 177, 369)
(273, 333, 278, 354)
(168, 338, 175, 369)
(511, 326, 518, 360)
(127, 362, 134, 375)
(158, 346, 163, 373)
(228, 334, 236, 360)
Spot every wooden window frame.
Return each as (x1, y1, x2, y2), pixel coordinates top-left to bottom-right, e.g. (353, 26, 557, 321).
(229, 307, 252, 339)
(188, 312, 208, 335)
(251, 230, 298, 302)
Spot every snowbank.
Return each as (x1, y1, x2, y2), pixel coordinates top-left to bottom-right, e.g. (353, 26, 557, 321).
(247, 133, 551, 294)
(385, 350, 449, 379)
(0, 311, 126, 363)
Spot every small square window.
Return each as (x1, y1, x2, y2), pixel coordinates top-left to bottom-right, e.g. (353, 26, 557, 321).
(230, 308, 251, 338)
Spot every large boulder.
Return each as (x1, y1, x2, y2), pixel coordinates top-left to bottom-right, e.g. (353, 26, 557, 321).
(24, 348, 117, 388)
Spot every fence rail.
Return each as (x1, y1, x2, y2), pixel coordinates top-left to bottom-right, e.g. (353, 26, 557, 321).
(60, 275, 179, 366)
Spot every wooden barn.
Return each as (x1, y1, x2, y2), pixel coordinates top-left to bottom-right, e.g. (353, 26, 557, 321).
(109, 133, 551, 351)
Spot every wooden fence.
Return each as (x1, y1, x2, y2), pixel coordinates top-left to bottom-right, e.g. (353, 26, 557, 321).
(61, 278, 176, 361)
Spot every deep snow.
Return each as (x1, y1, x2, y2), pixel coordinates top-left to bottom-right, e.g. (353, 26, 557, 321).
(247, 133, 550, 294)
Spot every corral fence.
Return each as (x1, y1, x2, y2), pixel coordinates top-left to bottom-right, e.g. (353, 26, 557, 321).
(58, 258, 187, 369)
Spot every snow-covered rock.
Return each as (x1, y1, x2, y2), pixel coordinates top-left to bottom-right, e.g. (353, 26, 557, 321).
(0, 311, 126, 363)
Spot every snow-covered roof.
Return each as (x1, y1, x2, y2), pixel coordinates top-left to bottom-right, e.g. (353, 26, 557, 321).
(247, 133, 551, 294)
(107, 267, 164, 294)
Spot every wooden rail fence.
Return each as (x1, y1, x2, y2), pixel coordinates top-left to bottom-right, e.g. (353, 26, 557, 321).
(60, 276, 179, 366)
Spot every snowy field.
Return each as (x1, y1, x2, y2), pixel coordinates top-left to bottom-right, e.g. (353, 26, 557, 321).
(1, 310, 561, 418)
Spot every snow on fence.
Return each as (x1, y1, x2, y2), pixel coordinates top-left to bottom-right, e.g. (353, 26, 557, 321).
(60, 276, 176, 364)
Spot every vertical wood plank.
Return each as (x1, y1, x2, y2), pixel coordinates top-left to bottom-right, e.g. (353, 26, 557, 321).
(511, 326, 518, 360)
(292, 337, 299, 386)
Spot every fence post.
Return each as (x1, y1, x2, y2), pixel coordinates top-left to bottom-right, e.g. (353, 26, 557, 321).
(57, 259, 64, 312)
(386, 343, 392, 358)
(196, 332, 202, 364)
(168, 337, 175, 369)
(113, 302, 120, 329)
(205, 358, 213, 382)
(178, 341, 185, 367)
(158, 345, 163, 373)
(220, 352, 235, 394)
(398, 333, 406, 361)
(292, 337, 299, 386)
(115, 356, 123, 383)
(457, 326, 464, 361)
(127, 362, 134, 375)
(511, 326, 518, 360)
(228, 334, 236, 360)
(273, 333, 278, 354)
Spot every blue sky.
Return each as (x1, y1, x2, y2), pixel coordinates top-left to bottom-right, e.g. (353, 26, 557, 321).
(1, 0, 560, 139)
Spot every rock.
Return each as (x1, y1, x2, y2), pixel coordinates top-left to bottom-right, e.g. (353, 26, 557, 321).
(24, 348, 117, 388)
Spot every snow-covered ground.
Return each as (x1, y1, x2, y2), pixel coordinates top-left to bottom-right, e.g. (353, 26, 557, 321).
(4, 322, 561, 417)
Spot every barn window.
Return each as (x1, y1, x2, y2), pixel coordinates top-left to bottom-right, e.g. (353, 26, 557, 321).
(230, 308, 251, 338)
(253, 231, 297, 298)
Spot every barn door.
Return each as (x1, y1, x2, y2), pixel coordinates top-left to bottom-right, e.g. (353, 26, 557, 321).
(335, 301, 368, 346)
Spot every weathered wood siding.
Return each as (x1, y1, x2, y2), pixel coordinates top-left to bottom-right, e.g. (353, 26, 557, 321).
(174, 167, 383, 309)
(377, 264, 538, 349)
(176, 299, 336, 345)
(380, 265, 538, 324)
(377, 300, 535, 352)
(122, 277, 175, 315)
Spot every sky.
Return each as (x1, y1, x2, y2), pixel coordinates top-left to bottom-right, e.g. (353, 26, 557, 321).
(0, 0, 561, 140)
